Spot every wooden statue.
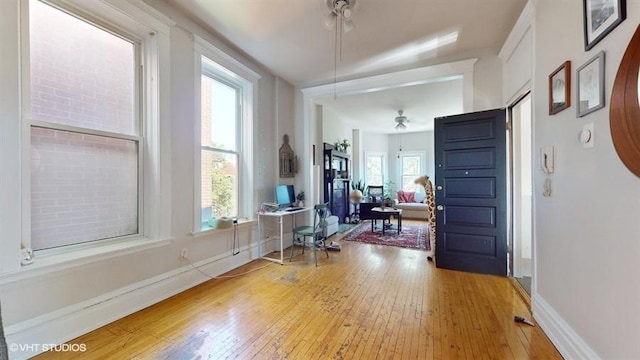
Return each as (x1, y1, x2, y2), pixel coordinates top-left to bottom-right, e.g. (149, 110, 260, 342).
(279, 134, 297, 178)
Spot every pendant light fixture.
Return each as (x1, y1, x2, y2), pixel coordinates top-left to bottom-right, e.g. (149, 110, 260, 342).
(322, 0, 357, 98)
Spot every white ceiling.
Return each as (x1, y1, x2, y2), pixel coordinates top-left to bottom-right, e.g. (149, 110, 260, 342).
(165, 0, 525, 133)
(317, 78, 463, 133)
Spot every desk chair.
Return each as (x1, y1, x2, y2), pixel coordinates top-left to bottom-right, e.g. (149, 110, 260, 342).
(289, 203, 330, 266)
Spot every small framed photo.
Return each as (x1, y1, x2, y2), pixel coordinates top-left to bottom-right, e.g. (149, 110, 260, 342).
(549, 61, 571, 115)
(577, 51, 605, 117)
(583, 0, 626, 51)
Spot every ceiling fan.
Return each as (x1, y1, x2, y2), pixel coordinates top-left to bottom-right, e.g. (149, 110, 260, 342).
(323, 0, 357, 32)
(395, 110, 408, 129)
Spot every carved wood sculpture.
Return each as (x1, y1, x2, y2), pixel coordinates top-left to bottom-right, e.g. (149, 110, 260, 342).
(279, 134, 297, 178)
(610, 25, 640, 178)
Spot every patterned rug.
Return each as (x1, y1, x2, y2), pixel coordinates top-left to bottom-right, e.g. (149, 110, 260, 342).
(343, 222, 430, 251)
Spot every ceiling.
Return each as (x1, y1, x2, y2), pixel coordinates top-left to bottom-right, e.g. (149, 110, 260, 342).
(165, 0, 526, 133)
(317, 78, 463, 133)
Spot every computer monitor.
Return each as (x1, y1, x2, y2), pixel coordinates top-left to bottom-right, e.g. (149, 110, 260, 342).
(275, 184, 295, 207)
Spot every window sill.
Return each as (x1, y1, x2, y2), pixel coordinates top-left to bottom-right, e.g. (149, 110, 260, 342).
(0, 237, 172, 285)
(192, 218, 256, 238)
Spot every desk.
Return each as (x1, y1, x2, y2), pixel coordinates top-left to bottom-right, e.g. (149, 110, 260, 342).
(371, 207, 403, 235)
(258, 207, 313, 264)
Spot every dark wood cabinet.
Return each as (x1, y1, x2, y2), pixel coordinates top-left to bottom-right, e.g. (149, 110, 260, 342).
(323, 143, 350, 224)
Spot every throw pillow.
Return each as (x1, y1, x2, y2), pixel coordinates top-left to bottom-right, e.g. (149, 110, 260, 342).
(397, 190, 416, 203)
(414, 192, 426, 203)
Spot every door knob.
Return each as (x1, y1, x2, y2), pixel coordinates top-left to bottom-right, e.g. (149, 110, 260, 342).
(437, 205, 444, 211)
(436, 185, 443, 190)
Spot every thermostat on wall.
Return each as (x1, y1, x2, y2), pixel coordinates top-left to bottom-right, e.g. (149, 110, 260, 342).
(580, 123, 594, 148)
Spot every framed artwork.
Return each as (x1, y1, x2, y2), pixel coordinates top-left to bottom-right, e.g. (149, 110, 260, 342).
(549, 61, 571, 115)
(583, 0, 626, 51)
(577, 51, 605, 117)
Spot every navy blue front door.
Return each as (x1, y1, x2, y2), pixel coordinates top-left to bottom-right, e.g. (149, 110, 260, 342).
(434, 109, 508, 276)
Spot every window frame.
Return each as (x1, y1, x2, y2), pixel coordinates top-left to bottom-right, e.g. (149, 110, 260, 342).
(199, 70, 241, 223)
(398, 151, 426, 191)
(17, 0, 170, 258)
(364, 151, 387, 187)
(193, 36, 259, 233)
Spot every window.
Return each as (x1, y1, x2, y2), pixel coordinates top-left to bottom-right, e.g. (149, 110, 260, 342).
(365, 152, 386, 187)
(200, 67, 239, 223)
(399, 152, 425, 191)
(197, 49, 257, 231)
(28, 0, 141, 250)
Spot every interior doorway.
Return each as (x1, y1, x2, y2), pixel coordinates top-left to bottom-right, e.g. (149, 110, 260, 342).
(509, 92, 533, 294)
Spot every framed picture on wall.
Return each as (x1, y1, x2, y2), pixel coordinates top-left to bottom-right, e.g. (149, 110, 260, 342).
(549, 61, 571, 115)
(583, 0, 626, 51)
(577, 51, 605, 117)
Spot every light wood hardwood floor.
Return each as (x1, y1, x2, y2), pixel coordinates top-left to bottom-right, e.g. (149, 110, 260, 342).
(35, 221, 561, 359)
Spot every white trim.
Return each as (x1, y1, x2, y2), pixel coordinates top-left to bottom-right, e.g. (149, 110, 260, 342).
(532, 293, 601, 360)
(0, 238, 171, 286)
(49, 0, 174, 36)
(193, 38, 258, 231)
(29, 120, 142, 142)
(4, 240, 264, 360)
(505, 80, 532, 107)
(301, 59, 476, 99)
(194, 35, 261, 83)
(20, 0, 32, 252)
(0, 0, 23, 273)
(193, 54, 203, 231)
(498, 0, 535, 62)
(192, 219, 256, 237)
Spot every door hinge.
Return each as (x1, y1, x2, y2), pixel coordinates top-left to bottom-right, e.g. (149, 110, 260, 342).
(506, 119, 513, 131)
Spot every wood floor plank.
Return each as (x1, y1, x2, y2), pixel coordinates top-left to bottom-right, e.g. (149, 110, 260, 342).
(33, 220, 561, 360)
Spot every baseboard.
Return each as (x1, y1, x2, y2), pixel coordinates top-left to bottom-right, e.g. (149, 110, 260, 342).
(532, 293, 600, 360)
(508, 277, 531, 308)
(5, 242, 262, 360)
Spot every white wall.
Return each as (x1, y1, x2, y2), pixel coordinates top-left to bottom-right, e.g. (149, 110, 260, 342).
(388, 131, 435, 191)
(0, 0, 292, 357)
(473, 51, 504, 111)
(275, 77, 296, 189)
(533, 1, 640, 359)
(503, 27, 533, 103)
(322, 107, 353, 154)
(359, 131, 388, 184)
(360, 132, 389, 154)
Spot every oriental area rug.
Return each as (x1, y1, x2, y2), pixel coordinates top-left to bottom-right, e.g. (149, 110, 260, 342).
(343, 222, 430, 251)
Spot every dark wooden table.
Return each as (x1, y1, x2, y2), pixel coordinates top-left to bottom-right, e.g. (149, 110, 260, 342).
(371, 207, 403, 235)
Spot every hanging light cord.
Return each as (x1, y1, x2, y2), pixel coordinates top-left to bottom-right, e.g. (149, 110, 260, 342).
(333, 14, 339, 99)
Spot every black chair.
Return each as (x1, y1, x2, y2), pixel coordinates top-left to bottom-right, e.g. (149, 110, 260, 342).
(367, 185, 384, 203)
(289, 203, 330, 266)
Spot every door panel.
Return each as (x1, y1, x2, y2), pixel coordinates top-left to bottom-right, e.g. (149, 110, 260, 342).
(444, 148, 496, 169)
(445, 206, 496, 227)
(444, 178, 496, 198)
(435, 109, 507, 276)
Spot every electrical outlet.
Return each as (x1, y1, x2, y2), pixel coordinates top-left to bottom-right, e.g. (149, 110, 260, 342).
(180, 248, 188, 260)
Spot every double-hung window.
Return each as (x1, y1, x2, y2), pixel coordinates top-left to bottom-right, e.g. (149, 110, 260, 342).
(196, 46, 257, 231)
(27, 0, 141, 251)
(364, 152, 386, 187)
(399, 152, 425, 191)
(200, 61, 240, 223)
